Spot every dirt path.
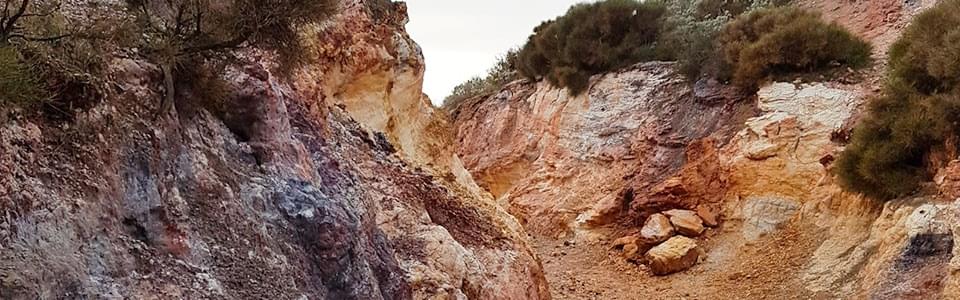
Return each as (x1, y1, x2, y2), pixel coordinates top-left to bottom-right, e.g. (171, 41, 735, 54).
(535, 223, 830, 300)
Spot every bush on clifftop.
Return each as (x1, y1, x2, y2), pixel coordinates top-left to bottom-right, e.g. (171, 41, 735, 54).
(442, 49, 519, 110)
(516, 0, 669, 95)
(836, 0, 960, 200)
(718, 7, 872, 89)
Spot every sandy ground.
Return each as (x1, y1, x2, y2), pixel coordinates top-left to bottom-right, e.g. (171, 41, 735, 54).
(534, 223, 832, 300)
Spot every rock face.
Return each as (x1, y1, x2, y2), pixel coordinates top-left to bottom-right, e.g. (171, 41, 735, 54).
(452, 62, 750, 237)
(641, 214, 675, 243)
(451, 1, 956, 296)
(0, 1, 548, 299)
(646, 236, 702, 275)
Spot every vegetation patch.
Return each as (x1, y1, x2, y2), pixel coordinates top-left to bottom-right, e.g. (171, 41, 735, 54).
(0, 47, 48, 108)
(836, 0, 960, 200)
(515, 0, 669, 95)
(442, 49, 518, 110)
(445, 0, 795, 103)
(718, 7, 872, 88)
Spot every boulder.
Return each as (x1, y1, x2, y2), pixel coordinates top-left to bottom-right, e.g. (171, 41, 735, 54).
(696, 206, 719, 227)
(664, 209, 705, 237)
(646, 236, 702, 275)
(641, 213, 675, 243)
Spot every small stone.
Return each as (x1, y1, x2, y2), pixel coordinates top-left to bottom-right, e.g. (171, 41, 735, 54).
(645, 236, 702, 275)
(623, 243, 641, 259)
(664, 209, 705, 237)
(612, 234, 639, 249)
(640, 213, 675, 243)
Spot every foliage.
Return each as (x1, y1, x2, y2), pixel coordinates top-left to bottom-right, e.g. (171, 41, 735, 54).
(694, 0, 751, 19)
(0, 0, 126, 118)
(718, 7, 872, 88)
(125, 0, 339, 114)
(0, 46, 48, 108)
(365, 0, 396, 22)
(516, 0, 669, 95)
(693, 0, 790, 19)
(459, 0, 796, 99)
(443, 49, 518, 110)
(0, 0, 66, 46)
(836, 0, 960, 200)
(656, 0, 792, 80)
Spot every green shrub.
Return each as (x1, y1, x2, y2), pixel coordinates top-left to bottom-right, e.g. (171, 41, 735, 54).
(719, 7, 871, 88)
(516, 0, 669, 95)
(657, 0, 771, 81)
(0, 47, 48, 108)
(443, 50, 519, 110)
(836, 0, 960, 200)
(695, 0, 751, 19)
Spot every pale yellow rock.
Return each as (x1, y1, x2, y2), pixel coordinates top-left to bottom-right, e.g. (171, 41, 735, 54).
(297, 2, 549, 298)
(646, 236, 702, 275)
(641, 213, 675, 243)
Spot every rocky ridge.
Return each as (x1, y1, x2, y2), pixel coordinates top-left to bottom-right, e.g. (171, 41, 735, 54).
(0, 1, 547, 299)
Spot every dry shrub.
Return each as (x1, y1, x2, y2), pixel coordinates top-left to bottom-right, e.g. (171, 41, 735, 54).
(836, 0, 960, 200)
(719, 7, 871, 89)
(516, 0, 668, 95)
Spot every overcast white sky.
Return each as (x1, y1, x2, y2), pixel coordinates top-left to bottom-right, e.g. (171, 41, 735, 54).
(405, 0, 585, 105)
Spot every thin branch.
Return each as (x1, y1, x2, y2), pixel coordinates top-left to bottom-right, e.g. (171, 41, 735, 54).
(192, 0, 201, 37)
(178, 31, 251, 55)
(20, 11, 53, 17)
(172, 1, 186, 36)
(4, 0, 29, 34)
(2, 0, 12, 29)
(20, 1, 58, 18)
(137, 1, 161, 33)
(11, 33, 71, 42)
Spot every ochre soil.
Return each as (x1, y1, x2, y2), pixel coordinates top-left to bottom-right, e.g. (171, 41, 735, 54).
(535, 224, 832, 300)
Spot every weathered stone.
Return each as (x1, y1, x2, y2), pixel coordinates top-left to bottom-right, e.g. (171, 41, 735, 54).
(936, 160, 960, 200)
(646, 236, 702, 275)
(612, 234, 640, 249)
(664, 209, 705, 237)
(741, 197, 799, 240)
(641, 213, 675, 243)
(696, 206, 719, 227)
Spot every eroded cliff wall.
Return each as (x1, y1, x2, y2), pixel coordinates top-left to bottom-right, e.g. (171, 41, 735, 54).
(451, 0, 960, 298)
(451, 62, 752, 238)
(0, 1, 547, 299)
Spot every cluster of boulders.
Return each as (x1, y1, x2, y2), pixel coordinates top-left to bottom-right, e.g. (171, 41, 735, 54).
(613, 208, 719, 275)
